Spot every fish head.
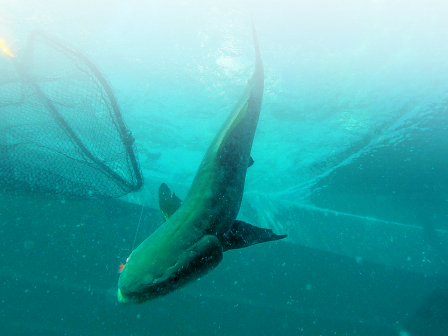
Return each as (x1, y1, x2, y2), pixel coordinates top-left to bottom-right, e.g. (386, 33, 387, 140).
(117, 234, 223, 304)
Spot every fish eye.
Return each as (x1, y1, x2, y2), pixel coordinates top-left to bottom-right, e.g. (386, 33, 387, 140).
(170, 274, 180, 283)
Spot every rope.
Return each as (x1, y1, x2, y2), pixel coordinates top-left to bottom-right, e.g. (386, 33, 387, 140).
(131, 201, 146, 251)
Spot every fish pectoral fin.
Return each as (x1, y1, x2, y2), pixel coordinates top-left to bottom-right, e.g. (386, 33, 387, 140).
(158, 183, 183, 221)
(221, 220, 287, 252)
(248, 156, 254, 167)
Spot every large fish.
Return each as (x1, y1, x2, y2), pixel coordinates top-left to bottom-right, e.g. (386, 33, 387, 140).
(118, 22, 287, 304)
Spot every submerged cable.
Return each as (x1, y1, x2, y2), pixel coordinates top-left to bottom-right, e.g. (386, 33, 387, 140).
(131, 202, 146, 251)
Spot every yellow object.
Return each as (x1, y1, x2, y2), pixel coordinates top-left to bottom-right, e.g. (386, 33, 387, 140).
(0, 39, 14, 58)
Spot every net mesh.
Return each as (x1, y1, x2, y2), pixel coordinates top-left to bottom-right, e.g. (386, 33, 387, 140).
(0, 30, 143, 198)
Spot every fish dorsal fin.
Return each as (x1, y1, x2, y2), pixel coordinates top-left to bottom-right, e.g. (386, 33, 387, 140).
(158, 183, 183, 221)
(220, 220, 287, 252)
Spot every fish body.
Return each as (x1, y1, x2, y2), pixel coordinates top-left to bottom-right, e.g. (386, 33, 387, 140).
(118, 22, 286, 304)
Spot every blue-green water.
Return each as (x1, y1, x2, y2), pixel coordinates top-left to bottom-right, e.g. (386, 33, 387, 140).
(1, 0, 448, 335)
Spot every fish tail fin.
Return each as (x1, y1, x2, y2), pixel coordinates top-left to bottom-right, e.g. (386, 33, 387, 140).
(251, 17, 263, 78)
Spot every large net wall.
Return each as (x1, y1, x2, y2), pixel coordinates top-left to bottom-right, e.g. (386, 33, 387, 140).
(0, 30, 143, 198)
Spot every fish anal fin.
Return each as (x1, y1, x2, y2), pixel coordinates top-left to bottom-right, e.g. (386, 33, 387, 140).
(158, 183, 183, 221)
(221, 220, 287, 252)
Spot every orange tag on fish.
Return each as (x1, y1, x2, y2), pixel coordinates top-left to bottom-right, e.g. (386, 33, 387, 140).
(118, 257, 129, 273)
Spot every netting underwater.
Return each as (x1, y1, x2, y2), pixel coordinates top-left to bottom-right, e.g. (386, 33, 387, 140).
(0, 30, 143, 199)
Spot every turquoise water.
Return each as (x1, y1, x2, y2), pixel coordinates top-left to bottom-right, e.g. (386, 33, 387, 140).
(1, 0, 448, 335)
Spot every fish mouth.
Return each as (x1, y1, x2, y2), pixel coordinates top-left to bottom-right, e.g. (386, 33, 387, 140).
(117, 284, 167, 304)
(117, 288, 131, 304)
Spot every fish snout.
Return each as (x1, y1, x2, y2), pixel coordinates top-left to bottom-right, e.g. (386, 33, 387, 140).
(117, 288, 130, 304)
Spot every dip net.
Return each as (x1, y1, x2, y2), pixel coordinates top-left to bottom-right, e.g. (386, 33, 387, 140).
(0, 30, 143, 198)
